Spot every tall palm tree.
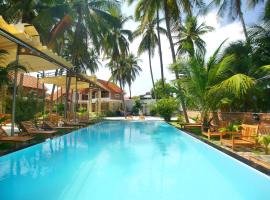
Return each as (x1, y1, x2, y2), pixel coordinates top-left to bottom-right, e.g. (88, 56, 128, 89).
(209, 0, 264, 41)
(133, 18, 167, 100)
(103, 12, 133, 115)
(124, 54, 142, 99)
(174, 15, 214, 57)
(133, 0, 166, 87)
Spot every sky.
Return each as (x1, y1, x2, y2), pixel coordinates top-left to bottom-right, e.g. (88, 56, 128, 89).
(93, 1, 265, 97)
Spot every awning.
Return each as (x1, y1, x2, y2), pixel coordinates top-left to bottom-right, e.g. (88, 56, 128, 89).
(39, 75, 107, 90)
(0, 16, 72, 72)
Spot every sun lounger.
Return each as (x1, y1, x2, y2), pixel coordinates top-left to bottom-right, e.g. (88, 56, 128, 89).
(0, 127, 33, 142)
(44, 121, 75, 130)
(221, 124, 259, 151)
(20, 121, 57, 136)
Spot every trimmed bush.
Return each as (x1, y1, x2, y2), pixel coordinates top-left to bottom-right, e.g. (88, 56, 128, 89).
(156, 98, 179, 121)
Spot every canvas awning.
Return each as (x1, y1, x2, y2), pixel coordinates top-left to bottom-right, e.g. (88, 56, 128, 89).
(39, 75, 107, 90)
(0, 16, 73, 72)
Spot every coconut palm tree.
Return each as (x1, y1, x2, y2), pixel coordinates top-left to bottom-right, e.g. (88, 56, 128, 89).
(133, 0, 165, 87)
(123, 54, 142, 99)
(133, 18, 167, 100)
(174, 15, 214, 57)
(103, 12, 133, 115)
(209, 0, 264, 41)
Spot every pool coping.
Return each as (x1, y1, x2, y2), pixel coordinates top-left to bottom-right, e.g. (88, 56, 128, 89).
(169, 123, 270, 176)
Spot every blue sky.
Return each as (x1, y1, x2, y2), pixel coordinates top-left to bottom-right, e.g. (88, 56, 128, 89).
(95, 1, 265, 97)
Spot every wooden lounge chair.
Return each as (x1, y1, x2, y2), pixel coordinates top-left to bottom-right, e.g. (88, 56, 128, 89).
(0, 127, 33, 143)
(21, 121, 57, 136)
(202, 120, 231, 140)
(63, 120, 85, 127)
(44, 121, 75, 130)
(126, 116, 133, 120)
(139, 115, 145, 120)
(221, 124, 259, 151)
(182, 123, 202, 129)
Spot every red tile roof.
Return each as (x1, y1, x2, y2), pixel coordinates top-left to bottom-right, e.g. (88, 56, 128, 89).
(47, 79, 122, 101)
(97, 79, 122, 93)
(9, 73, 47, 90)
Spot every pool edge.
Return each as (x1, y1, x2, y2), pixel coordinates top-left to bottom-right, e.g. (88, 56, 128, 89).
(167, 122, 270, 177)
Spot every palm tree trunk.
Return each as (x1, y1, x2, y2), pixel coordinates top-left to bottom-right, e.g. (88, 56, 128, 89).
(239, 11, 248, 41)
(163, 0, 189, 123)
(164, 0, 177, 63)
(50, 69, 59, 114)
(119, 80, 126, 117)
(148, 48, 157, 101)
(129, 84, 132, 99)
(156, 10, 165, 88)
(236, 0, 248, 41)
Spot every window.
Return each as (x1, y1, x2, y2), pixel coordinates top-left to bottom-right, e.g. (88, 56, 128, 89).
(82, 94, 88, 100)
(101, 91, 109, 98)
(115, 94, 120, 98)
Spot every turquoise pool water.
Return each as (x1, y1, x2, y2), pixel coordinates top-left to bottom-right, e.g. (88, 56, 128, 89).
(0, 121, 269, 200)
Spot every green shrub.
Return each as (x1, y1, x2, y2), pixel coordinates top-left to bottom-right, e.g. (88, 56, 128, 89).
(104, 110, 117, 117)
(156, 98, 179, 121)
(177, 114, 185, 124)
(258, 135, 270, 154)
(132, 99, 142, 115)
(14, 91, 43, 125)
(150, 105, 157, 116)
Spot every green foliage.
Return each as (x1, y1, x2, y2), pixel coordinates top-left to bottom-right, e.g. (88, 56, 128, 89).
(175, 15, 214, 57)
(77, 107, 87, 114)
(219, 123, 240, 133)
(258, 135, 270, 154)
(151, 79, 174, 99)
(132, 99, 142, 115)
(104, 110, 117, 117)
(13, 91, 43, 125)
(57, 103, 64, 116)
(177, 114, 185, 124)
(149, 104, 158, 116)
(0, 116, 10, 127)
(156, 98, 179, 121)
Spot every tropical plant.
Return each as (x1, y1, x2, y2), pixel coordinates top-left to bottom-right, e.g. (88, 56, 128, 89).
(124, 54, 142, 98)
(151, 79, 174, 99)
(132, 99, 142, 115)
(133, 17, 167, 100)
(174, 15, 214, 57)
(173, 41, 256, 121)
(156, 98, 179, 121)
(258, 135, 270, 154)
(209, 0, 264, 41)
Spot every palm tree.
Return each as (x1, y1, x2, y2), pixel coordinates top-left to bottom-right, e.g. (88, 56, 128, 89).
(133, 0, 166, 87)
(209, 0, 264, 41)
(133, 18, 167, 100)
(103, 12, 133, 115)
(124, 54, 142, 99)
(174, 15, 214, 57)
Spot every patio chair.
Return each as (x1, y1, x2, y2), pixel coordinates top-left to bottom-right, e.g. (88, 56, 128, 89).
(221, 124, 259, 151)
(44, 121, 75, 130)
(139, 115, 145, 120)
(63, 120, 85, 127)
(20, 121, 57, 136)
(202, 120, 231, 140)
(0, 127, 33, 142)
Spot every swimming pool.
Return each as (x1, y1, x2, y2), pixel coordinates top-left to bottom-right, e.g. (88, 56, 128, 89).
(0, 121, 269, 200)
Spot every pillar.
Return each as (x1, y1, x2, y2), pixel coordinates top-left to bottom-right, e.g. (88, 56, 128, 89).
(88, 88, 92, 114)
(98, 89, 101, 114)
